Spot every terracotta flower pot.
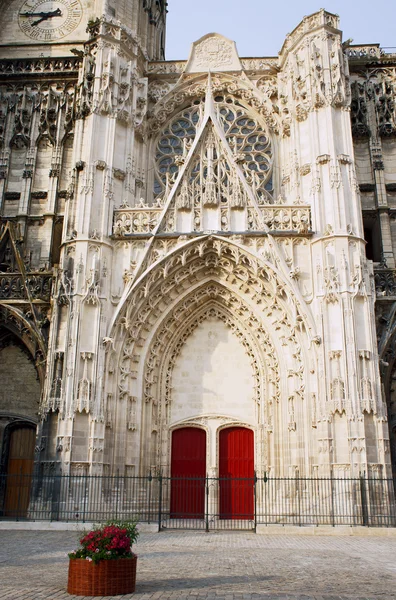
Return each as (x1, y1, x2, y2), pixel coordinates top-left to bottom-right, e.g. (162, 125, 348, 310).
(67, 555, 137, 596)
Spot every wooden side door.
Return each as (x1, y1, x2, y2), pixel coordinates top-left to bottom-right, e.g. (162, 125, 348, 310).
(4, 426, 36, 517)
(170, 427, 206, 518)
(219, 427, 254, 519)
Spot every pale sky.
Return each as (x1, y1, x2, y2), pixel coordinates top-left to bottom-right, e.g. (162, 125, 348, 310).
(165, 0, 396, 60)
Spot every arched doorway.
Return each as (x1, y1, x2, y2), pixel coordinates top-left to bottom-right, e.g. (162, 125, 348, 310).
(0, 332, 41, 518)
(219, 427, 254, 519)
(170, 427, 206, 518)
(3, 424, 36, 517)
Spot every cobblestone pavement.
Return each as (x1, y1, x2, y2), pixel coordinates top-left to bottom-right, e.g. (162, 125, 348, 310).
(0, 529, 395, 600)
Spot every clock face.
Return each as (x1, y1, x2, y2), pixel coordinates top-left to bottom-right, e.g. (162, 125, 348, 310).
(18, 0, 83, 41)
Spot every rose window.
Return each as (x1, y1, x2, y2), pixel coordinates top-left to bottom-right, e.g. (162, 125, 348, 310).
(153, 96, 273, 204)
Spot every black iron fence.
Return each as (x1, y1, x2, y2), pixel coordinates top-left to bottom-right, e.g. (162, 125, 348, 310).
(0, 472, 395, 529)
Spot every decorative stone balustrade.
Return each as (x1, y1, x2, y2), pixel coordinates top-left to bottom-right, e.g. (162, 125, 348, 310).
(346, 45, 382, 60)
(259, 205, 311, 233)
(113, 207, 162, 236)
(0, 57, 82, 77)
(113, 204, 311, 237)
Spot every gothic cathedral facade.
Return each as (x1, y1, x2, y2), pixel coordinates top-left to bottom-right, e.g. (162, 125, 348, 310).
(0, 2, 395, 488)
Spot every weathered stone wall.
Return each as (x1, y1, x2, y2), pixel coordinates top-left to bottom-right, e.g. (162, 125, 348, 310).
(0, 345, 40, 420)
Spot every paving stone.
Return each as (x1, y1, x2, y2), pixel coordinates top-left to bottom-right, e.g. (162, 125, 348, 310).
(0, 531, 395, 600)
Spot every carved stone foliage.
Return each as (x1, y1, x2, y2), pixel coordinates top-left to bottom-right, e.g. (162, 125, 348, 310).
(242, 59, 279, 73)
(120, 235, 316, 342)
(148, 80, 171, 103)
(114, 206, 160, 235)
(375, 269, 396, 297)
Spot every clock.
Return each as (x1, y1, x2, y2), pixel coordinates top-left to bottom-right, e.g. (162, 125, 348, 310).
(18, 0, 83, 41)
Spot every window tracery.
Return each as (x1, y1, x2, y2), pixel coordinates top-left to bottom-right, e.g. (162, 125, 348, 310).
(153, 95, 273, 204)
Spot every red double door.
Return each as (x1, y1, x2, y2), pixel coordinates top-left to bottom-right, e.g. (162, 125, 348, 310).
(219, 427, 254, 520)
(170, 426, 254, 519)
(170, 427, 206, 518)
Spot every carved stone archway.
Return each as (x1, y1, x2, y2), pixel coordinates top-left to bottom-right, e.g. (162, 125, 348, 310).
(144, 296, 270, 477)
(105, 236, 320, 477)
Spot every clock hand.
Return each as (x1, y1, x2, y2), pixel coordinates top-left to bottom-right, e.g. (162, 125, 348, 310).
(44, 8, 63, 17)
(21, 8, 62, 17)
(21, 8, 62, 18)
(30, 10, 63, 26)
(32, 16, 50, 26)
(21, 11, 48, 17)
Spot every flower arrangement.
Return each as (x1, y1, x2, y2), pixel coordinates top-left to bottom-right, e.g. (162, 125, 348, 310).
(69, 520, 139, 565)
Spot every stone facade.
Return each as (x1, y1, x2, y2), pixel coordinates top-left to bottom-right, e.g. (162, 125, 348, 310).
(0, 4, 395, 487)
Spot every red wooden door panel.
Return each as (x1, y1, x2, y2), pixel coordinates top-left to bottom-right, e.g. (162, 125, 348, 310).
(219, 427, 254, 519)
(170, 427, 206, 518)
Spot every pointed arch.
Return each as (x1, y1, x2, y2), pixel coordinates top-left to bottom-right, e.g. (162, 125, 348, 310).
(148, 71, 281, 137)
(0, 305, 46, 387)
(109, 235, 318, 343)
(105, 234, 320, 476)
(113, 280, 277, 476)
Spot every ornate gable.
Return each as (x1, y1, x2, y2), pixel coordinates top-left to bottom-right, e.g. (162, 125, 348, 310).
(185, 33, 242, 73)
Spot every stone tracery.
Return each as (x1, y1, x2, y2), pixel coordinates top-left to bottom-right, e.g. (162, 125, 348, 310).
(153, 95, 273, 204)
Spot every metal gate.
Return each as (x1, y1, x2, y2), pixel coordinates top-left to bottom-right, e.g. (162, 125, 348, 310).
(159, 475, 257, 531)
